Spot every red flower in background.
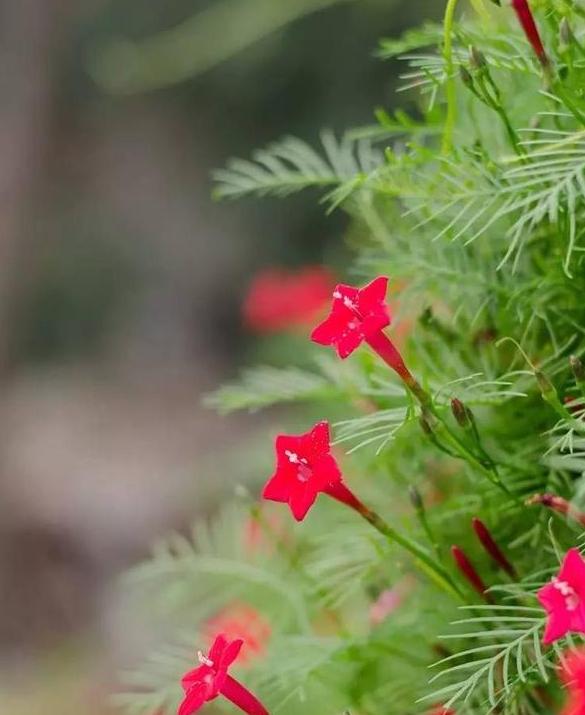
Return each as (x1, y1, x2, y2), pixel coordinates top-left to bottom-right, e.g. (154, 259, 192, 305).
(369, 587, 402, 626)
(511, 0, 549, 66)
(243, 266, 335, 333)
(538, 549, 585, 644)
(428, 706, 455, 715)
(204, 604, 271, 666)
(262, 421, 363, 521)
(560, 648, 585, 715)
(179, 634, 268, 715)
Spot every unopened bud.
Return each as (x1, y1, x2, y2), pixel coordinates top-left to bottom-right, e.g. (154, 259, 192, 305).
(472, 517, 516, 578)
(527, 493, 585, 527)
(535, 369, 555, 398)
(460, 66, 474, 90)
(451, 398, 472, 429)
(409, 486, 423, 511)
(571, 355, 585, 383)
(451, 545, 492, 602)
(489, 0, 501, 5)
(469, 45, 487, 70)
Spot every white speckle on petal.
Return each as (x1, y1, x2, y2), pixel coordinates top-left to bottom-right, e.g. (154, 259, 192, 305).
(552, 578, 580, 611)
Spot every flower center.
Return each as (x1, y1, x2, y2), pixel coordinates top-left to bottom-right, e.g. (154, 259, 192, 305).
(552, 578, 580, 611)
(285, 450, 312, 482)
(197, 651, 214, 668)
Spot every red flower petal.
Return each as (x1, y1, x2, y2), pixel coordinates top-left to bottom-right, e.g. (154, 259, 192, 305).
(178, 683, 208, 715)
(358, 276, 389, 313)
(288, 477, 320, 521)
(220, 638, 244, 669)
(307, 421, 331, 459)
(262, 473, 290, 502)
(311, 310, 352, 347)
(336, 327, 365, 359)
(560, 549, 585, 597)
(312, 453, 342, 488)
(209, 634, 229, 664)
(181, 666, 207, 693)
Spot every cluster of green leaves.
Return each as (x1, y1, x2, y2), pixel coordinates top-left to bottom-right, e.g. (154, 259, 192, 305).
(120, 2, 585, 715)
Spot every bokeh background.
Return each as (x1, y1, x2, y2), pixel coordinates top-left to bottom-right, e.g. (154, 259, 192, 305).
(0, 1, 439, 712)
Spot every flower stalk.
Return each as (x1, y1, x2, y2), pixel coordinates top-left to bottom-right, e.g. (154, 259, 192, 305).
(354, 497, 463, 601)
(221, 677, 269, 715)
(463, 46, 524, 155)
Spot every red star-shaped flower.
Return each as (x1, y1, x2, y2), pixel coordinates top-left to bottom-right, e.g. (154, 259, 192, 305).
(538, 549, 585, 645)
(179, 634, 268, 715)
(262, 421, 344, 521)
(311, 276, 391, 359)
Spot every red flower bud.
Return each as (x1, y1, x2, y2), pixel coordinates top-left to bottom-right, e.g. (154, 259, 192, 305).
(527, 493, 585, 527)
(472, 517, 516, 578)
(451, 545, 492, 602)
(511, 0, 549, 67)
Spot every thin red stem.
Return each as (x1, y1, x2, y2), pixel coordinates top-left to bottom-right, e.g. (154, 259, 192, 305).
(325, 480, 368, 513)
(366, 330, 430, 406)
(221, 675, 269, 715)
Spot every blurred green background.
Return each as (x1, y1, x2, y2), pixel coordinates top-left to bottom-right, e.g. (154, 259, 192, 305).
(0, 0, 439, 712)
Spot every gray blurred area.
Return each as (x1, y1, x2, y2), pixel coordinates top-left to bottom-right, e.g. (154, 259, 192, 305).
(0, 0, 436, 712)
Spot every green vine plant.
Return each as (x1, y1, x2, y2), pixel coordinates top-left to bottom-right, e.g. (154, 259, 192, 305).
(118, 2, 585, 715)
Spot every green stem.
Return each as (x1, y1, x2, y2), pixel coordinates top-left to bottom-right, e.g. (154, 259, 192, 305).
(553, 79, 585, 125)
(474, 72, 525, 156)
(442, 0, 460, 154)
(356, 502, 464, 601)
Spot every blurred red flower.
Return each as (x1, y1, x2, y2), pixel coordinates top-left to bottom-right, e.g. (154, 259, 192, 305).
(204, 603, 271, 666)
(560, 647, 585, 715)
(243, 504, 289, 557)
(243, 265, 335, 333)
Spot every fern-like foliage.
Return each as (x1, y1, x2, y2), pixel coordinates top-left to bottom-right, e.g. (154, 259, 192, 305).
(120, 4, 585, 715)
(213, 132, 383, 207)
